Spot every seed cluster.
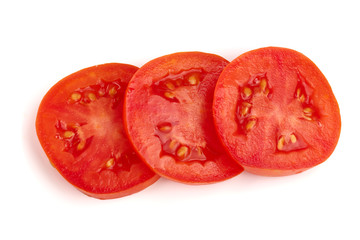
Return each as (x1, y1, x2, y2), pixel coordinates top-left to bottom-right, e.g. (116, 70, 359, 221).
(276, 133, 303, 152)
(55, 120, 92, 157)
(236, 74, 271, 134)
(295, 72, 318, 121)
(69, 79, 127, 108)
(152, 70, 202, 102)
(55, 120, 140, 171)
(98, 150, 140, 173)
(155, 122, 208, 162)
(150, 69, 218, 163)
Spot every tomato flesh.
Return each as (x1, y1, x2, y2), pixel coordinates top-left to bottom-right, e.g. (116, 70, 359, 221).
(213, 47, 341, 176)
(36, 63, 159, 199)
(124, 52, 243, 184)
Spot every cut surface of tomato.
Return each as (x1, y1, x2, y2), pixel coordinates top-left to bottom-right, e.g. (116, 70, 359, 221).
(124, 52, 243, 184)
(213, 47, 341, 176)
(36, 63, 159, 199)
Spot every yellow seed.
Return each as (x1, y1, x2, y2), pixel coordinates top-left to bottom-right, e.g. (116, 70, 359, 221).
(71, 92, 81, 101)
(196, 147, 203, 155)
(164, 91, 175, 99)
(77, 140, 86, 150)
(303, 107, 313, 114)
(243, 87, 252, 97)
(299, 94, 306, 103)
(241, 103, 251, 116)
(63, 131, 75, 138)
(165, 82, 175, 90)
(303, 107, 313, 119)
(88, 93, 96, 101)
(105, 158, 115, 168)
(109, 87, 117, 97)
(188, 75, 198, 85)
(242, 107, 250, 116)
(246, 118, 257, 130)
(260, 79, 267, 91)
(98, 89, 106, 96)
(176, 145, 189, 158)
(290, 134, 297, 143)
(159, 125, 172, 133)
(277, 137, 285, 150)
(296, 88, 301, 98)
(169, 139, 177, 149)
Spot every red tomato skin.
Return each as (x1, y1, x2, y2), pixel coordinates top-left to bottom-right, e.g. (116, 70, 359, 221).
(36, 63, 159, 199)
(78, 175, 159, 199)
(213, 47, 341, 176)
(124, 52, 243, 184)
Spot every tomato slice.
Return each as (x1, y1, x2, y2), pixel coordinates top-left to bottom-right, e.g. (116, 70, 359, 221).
(124, 52, 243, 184)
(213, 47, 341, 176)
(36, 63, 159, 199)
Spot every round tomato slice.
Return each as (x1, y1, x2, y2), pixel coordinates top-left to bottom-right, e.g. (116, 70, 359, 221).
(36, 63, 159, 199)
(124, 52, 243, 184)
(213, 47, 341, 176)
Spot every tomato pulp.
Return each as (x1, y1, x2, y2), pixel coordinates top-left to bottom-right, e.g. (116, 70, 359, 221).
(36, 63, 159, 199)
(124, 52, 243, 184)
(213, 47, 341, 176)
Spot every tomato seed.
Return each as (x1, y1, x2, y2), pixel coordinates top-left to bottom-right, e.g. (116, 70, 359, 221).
(63, 131, 75, 138)
(260, 79, 267, 92)
(71, 92, 81, 101)
(241, 107, 250, 116)
(165, 82, 176, 90)
(109, 87, 117, 97)
(188, 75, 198, 85)
(290, 134, 297, 143)
(277, 136, 285, 150)
(77, 140, 86, 150)
(245, 118, 257, 131)
(303, 107, 313, 114)
(159, 125, 172, 133)
(176, 145, 189, 159)
(243, 87, 252, 97)
(105, 158, 115, 168)
(241, 102, 252, 116)
(169, 139, 178, 150)
(299, 94, 306, 103)
(88, 93, 96, 101)
(98, 89, 106, 96)
(164, 92, 175, 99)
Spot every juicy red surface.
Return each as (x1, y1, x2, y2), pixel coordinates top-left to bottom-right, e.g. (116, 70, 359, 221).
(213, 47, 341, 176)
(124, 52, 243, 184)
(36, 63, 159, 199)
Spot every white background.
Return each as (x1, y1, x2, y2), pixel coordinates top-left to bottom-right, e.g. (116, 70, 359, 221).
(1, 0, 359, 239)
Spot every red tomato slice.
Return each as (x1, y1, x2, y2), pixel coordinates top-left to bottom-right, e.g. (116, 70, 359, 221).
(36, 63, 159, 199)
(124, 52, 243, 184)
(213, 47, 341, 176)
